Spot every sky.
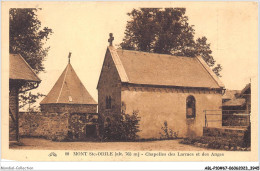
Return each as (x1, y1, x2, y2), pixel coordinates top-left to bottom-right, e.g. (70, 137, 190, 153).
(5, 2, 258, 110)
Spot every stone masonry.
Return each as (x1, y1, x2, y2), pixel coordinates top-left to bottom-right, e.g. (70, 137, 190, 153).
(40, 104, 97, 113)
(19, 112, 99, 141)
(98, 49, 122, 132)
(19, 112, 69, 141)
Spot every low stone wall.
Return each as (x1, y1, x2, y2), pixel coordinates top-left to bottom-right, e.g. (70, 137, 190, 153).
(19, 112, 69, 141)
(222, 115, 250, 127)
(203, 127, 246, 140)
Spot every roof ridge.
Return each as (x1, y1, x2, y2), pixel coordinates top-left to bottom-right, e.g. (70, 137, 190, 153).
(69, 63, 97, 104)
(116, 48, 196, 59)
(56, 64, 69, 103)
(109, 46, 129, 82)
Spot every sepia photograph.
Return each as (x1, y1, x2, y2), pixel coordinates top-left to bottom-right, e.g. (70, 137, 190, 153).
(1, 1, 258, 164)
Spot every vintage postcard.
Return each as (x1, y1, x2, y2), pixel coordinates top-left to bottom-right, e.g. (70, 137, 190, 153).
(1, 1, 259, 165)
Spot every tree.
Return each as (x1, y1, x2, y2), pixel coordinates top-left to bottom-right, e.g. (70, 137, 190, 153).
(120, 8, 222, 76)
(10, 8, 52, 73)
(19, 92, 45, 111)
(10, 8, 53, 109)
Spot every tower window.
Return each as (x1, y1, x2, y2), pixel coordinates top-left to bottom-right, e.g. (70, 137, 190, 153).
(106, 96, 112, 109)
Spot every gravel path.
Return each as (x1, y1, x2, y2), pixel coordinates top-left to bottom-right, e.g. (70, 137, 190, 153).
(10, 138, 212, 151)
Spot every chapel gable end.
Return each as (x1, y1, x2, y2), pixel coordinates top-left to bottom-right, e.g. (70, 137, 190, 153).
(97, 47, 122, 117)
(97, 48, 121, 89)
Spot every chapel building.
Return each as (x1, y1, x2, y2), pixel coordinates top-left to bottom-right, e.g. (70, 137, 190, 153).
(97, 34, 225, 139)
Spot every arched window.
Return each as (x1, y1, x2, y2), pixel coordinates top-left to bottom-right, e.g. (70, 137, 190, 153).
(186, 95, 196, 118)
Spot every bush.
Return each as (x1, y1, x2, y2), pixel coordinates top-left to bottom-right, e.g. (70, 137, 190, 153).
(103, 110, 141, 141)
(159, 121, 178, 139)
(180, 136, 247, 150)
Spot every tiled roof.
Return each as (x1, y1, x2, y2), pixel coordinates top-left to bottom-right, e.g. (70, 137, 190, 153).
(222, 90, 241, 100)
(109, 47, 224, 89)
(239, 83, 251, 97)
(223, 98, 246, 107)
(40, 63, 97, 105)
(9, 54, 41, 82)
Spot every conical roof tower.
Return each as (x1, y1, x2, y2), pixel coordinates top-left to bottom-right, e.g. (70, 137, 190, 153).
(40, 53, 97, 113)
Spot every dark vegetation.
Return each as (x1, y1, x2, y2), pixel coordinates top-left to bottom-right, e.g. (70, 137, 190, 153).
(180, 126, 251, 151)
(120, 8, 222, 77)
(10, 8, 52, 110)
(102, 110, 141, 141)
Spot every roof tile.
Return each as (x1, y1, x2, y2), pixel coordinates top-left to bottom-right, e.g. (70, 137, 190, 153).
(40, 63, 97, 105)
(115, 49, 223, 89)
(9, 54, 41, 82)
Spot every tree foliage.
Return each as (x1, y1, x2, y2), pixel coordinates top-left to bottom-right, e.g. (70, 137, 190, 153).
(10, 8, 52, 74)
(120, 8, 222, 77)
(10, 8, 52, 109)
(19, 92, 45, 111)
